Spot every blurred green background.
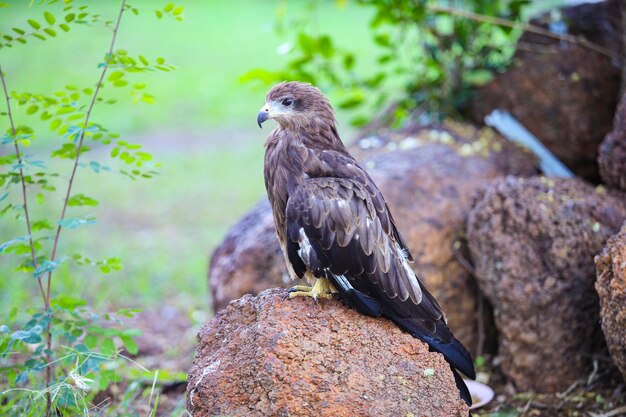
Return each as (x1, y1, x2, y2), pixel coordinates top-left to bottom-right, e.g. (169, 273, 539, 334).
(0, 0, 570, 318)
(0, 0, 378, 318)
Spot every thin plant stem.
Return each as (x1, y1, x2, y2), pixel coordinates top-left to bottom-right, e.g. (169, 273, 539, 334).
(46, 0, 128, 305)
(41, 1, 128, 415)
(0, 65, 46, 303)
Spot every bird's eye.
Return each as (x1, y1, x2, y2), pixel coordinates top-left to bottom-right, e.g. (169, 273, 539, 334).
(282, 97, 293, 107)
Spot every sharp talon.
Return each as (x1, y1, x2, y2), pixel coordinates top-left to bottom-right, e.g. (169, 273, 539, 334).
(288, 291, 310, 299)
(286, 278, 337, 300)
(288, 285, 312, 293)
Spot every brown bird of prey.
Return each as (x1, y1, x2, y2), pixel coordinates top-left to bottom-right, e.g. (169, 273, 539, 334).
(258, 81, 475, 405)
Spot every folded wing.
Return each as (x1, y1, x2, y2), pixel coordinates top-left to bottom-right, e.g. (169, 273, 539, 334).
(284, 176, 475, 382)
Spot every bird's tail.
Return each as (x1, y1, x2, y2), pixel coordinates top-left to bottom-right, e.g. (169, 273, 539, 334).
(391, 317, 475, 406)
(394, 317, 476, 379)
(451, 366, 472, 406)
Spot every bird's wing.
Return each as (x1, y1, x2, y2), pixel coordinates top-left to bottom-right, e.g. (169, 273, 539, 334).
(284, 176, 475, 380)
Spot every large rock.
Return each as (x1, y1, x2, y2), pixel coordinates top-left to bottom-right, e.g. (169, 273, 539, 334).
(595, 222, 626, 381)
(599, 93, 626, 191)
(209, 120, 538, 356)
(470, 0, 623, 180)
(187, 288, 469, 417)
(209, 200, 286, 313)
(467, 177, 626, 392)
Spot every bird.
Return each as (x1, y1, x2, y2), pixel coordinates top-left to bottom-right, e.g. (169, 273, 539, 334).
(258, 81, 475, 405)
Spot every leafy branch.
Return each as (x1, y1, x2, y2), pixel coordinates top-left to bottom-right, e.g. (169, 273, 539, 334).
(428, 4, 617, 60)
(0, 4, 99, 49)
(46, 0, 128, 305)
(243, 0, 531, 126)
(0, 65, 45, 302)
(0, 0, 187, 415)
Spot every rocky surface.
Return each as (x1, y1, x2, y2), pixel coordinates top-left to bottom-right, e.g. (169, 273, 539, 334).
(209, 120, 538, 355)
(467, 177, 626, 392)
(470, 0, 622, 180)
(595, 222, 626, 381)
(599, 93, 626, 191)
(187, 288, 469, 417)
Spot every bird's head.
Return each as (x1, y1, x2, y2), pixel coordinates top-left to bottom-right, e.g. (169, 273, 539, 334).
(257, 81, 335, 130)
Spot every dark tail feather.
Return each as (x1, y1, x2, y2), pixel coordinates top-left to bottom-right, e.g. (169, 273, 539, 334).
(451, 366, 472, 406)
(426, 333, 476, 380)
(394, 317, 476, 380)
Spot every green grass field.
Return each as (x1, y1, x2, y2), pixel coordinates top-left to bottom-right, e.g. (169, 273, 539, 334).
(0, 0, 377, 317)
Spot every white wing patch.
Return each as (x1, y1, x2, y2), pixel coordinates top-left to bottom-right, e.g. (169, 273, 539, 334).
(297, 227, 313, 265)
(396, 244, 423, 304)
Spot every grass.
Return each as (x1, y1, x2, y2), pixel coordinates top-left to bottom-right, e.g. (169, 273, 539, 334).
(0, 0, 377, 317)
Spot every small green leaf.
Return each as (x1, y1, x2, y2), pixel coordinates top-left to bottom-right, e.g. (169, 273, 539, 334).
(120, 335, 138, 355)
(31, 219, 52, 230)
(164, 3, 174, 12)
(0, 236, 30, 253)
(101, 338, 116, 355)
(84, 333, 98, 349)
(51, 295, 87, 309)
(26, 105, 39, 115)
(140, 94, 155, 104)
(319, 35, 333, 58)
(27, 19, 41, 30)
(172, 5, 183, 15)
(67, 193, 98, 207)
(108, 71, 124, 81)
(57, 217, 97, 229)
(50, 119, 61, 131)
(44, 11, 56, 25)
(34, 260, 61, 278)
(338, 90, 365, 109)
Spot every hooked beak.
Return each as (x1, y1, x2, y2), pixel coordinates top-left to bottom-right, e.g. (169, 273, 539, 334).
(257, 104, 270, 128)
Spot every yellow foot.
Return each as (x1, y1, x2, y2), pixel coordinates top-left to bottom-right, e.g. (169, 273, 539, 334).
(288, 278, 337, 300)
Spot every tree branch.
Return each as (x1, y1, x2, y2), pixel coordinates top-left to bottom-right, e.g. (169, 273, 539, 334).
(428, 5, 618, 60)
(0, 64, 47, 304)
(46, 0, 128, 304)
(41, 2, 127, 415)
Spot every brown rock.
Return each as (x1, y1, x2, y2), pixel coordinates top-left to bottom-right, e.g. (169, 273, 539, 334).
(209, 200, 287, 313)
(595, 222, 626, 381)
(470, 1, 622, 181)
(599, 93, 626, 191)
(467, 177, 626, 392)
(209, 121, 538, 356)
(187, 288, 469, 417)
